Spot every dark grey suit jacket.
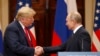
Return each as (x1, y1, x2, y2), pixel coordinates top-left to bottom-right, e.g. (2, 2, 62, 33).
(44, 27, 91, 53)
(0, 53, 3, 56)
(4, 20, 34, 56)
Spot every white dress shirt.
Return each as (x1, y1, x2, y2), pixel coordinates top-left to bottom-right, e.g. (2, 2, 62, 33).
(73, 25, 82, 34)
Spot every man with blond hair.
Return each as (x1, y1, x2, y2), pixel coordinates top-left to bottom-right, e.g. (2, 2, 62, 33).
(4, 6, 39, 56)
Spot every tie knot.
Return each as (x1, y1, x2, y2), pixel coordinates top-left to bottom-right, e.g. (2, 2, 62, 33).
(25, 27, 29, 30)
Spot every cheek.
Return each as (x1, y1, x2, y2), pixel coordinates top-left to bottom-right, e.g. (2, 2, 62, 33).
(32, 19, 34, 22)
(30, 19, 34, 23)
(28, 20, 34, 25)
(67, 22, 70, 26)
(68, 22, 73, 28)
(26, 20, 30, 24)
(70, 24, 73, 27)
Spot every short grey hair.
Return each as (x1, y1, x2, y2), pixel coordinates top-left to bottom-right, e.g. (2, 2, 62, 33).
(67, 11, 82, 23)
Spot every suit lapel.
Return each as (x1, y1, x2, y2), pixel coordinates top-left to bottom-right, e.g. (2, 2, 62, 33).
(15, 20, 29, 44)
(15, 20, 25, 35)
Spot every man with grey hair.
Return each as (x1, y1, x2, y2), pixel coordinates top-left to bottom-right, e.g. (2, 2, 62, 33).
(34, 11, 91, 56)
(4, 6, 39, 56)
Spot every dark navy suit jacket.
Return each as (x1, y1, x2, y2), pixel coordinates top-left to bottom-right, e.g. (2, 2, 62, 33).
(4, 20, 34, 56)
(44, 27, 91, 53)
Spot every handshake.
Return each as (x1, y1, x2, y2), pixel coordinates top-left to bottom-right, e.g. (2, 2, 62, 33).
(34, 46, 44, 56)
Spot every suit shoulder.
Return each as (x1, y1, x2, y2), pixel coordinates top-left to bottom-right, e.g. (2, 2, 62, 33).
(6, 21, 19, 31)
(78, 27, 89, 34)
(76, 27, 91, 39)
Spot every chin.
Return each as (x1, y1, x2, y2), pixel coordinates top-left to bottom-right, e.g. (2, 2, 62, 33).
(68, 27, 72, 30)
(68, 27, 70, 29)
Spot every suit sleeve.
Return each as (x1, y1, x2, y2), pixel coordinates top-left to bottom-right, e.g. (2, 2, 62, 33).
(4, 27, 34, 56)
(78, 31, 91, 51)
(43, 42, 67, 53)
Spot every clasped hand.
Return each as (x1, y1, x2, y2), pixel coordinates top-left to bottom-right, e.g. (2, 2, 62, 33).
(34, 46, 44, 56)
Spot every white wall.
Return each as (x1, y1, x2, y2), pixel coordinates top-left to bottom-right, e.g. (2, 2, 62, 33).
(0, 0, 9, 35)
(85, 0, 95, 37)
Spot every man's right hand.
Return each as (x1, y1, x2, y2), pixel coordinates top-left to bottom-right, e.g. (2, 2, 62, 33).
(34, 46, 44, 56)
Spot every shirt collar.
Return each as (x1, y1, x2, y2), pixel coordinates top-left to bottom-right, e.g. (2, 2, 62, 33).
(19, 21, 25, 30)
(73, 25, 82, 34)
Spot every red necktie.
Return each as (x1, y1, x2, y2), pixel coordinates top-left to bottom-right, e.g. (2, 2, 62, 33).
(24, 27, 36, 47)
